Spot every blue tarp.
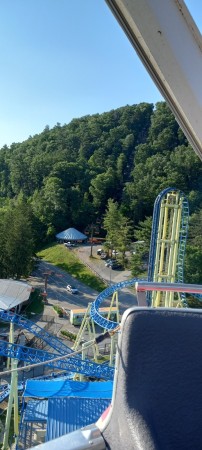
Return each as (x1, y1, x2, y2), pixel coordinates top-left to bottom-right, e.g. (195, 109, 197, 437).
(24, 400, 48, 422)
(46, 397, 110, 441)
(23, 379, 113, 399)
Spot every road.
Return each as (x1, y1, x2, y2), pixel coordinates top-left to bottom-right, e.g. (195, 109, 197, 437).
(29, 245, 137, 318)
(76, 245, 138, 312)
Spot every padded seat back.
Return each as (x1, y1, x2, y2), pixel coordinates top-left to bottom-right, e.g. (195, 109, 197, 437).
(102, 307, 202, 450)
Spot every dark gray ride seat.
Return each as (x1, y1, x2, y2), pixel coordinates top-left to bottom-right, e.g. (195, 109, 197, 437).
(102, 307, 202, 450)
(30, 307, 202, 450)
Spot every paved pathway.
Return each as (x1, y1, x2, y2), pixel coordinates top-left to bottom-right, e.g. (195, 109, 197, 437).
(29, 245, 137, 316)
(76, 245, 138, 312)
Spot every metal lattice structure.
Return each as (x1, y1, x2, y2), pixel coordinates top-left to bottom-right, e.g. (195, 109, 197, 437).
(0, 340, 114, 381)
(90, 187, 201, 329)
(147, 187, 189, 307)
(0, 309, 72, 355)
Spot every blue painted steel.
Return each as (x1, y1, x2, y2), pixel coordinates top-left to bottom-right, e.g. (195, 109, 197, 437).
(46, 397, 111, 441)
(0, 309, 72, 355)
(23, 379, 113, 398)
(0, 385, 10, 402)
(33, 371, 73, 381)
(0, 382, 24, 403)
(24, 400, 48, 422)
(0, 340, 114, 381)
(0, 370, 74, 403)
(90, 277, 146, 329)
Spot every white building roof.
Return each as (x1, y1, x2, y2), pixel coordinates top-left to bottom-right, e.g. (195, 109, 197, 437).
(0, 279, 32, 310)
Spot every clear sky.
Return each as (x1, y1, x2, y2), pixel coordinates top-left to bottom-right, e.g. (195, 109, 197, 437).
(0, 0, 201, 148)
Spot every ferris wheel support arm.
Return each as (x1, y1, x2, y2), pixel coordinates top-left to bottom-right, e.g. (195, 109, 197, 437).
(105, 0, 202, 161)
(136, 281, 202, 294)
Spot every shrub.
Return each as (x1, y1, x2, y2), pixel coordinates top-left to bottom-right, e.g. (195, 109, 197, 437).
(61, 330, 77, 342)
(53, 305, 64, 317)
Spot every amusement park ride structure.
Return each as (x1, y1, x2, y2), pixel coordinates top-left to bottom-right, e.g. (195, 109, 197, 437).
(1, 0, 202, 447)
(0, 186, 201, 449)
(147, 187, 189, 308)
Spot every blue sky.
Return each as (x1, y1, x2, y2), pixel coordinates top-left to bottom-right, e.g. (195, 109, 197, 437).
(0, 0, 201, 147)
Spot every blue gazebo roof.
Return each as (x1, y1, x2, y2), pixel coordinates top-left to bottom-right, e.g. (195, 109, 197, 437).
(56, 228, 87, 241)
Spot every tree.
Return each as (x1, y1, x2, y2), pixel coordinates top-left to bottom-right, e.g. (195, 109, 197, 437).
(103, 199, 133, 265)
(130, 253, 144, 277)
(103, 199, 121, 254)
(183, 210, 202, 285)
(116, 217, 134, 265)
(0, 201, 34, 278)
(40, 176, 67, 229)
(0, 100, 200, 267)
(89, 168, 118, 211)
(129, 216, 153, 275)
(184, 246, 202, 284)
(134, 216, 152, 253)
(187, 210, 202, 248)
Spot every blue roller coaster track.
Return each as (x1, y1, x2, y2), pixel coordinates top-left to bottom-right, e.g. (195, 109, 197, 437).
(91, 278, 140, 330)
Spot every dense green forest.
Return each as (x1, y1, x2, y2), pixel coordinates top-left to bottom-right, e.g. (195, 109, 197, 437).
(0, 101, 201, 281)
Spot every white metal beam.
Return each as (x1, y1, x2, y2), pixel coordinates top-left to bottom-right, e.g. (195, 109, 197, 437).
(105, 0, 202, 161)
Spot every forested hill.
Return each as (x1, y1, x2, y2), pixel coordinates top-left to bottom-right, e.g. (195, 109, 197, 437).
(0, 101, 201, 245)
(0, 102, 202, 230)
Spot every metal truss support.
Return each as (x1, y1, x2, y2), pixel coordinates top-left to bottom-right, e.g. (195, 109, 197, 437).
(0, 340, 114, 381)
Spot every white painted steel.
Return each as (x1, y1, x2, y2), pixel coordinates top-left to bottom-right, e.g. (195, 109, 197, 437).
(135, 281, 202, 294)
(105, 0, 202, 160)
(29, 424, 106, 450)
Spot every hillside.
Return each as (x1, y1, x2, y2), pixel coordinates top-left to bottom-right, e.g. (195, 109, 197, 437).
(0, 101, 201, 282)
(0, 101, 201, 233)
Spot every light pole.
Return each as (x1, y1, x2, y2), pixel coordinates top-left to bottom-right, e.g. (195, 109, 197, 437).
(90, 224, 94, 257)
(110, 265, 112, 286)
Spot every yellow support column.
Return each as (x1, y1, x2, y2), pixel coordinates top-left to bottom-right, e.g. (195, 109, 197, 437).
(2, 323, 19, 450)
(153, 199, 169, 307)
(73, 303, 92, 351)
(165, 193, 182, 307)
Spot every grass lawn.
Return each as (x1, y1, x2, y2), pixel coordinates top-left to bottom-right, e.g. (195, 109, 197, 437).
(37, 243, 107, 292)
